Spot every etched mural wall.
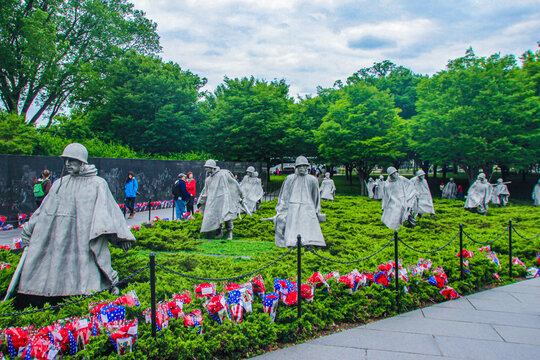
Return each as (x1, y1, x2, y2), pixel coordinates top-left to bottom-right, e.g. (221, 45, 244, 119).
(0, 155, 266, 219)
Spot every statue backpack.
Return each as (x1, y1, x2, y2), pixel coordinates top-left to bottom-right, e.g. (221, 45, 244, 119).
(33, 179, 46, 198)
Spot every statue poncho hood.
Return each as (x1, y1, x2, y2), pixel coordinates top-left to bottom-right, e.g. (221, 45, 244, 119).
(18, 164, 135, 297)
(411, 175, 435, 215)
(240, 175, 263, 213)
(381, 176, 417, 230)
(442, 181, 457, 200)
(319, 178, 336, 201)
(464, 180, 492, 210)
(198, 168, 243, 233)
(274, 173, 325, 247)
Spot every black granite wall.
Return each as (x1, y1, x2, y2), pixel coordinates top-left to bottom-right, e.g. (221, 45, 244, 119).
(0, 155, 266, 218)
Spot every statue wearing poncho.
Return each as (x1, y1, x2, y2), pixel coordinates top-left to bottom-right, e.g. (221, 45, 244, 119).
(273, 156, 326, 248)
(411, 170, 435, 216)
(533, 180, 540, 206)
(381, 167, 418, 230)
(464, 173, 492, 215)
(319, 172, 336, 201)
(442, 178, 458, 200)
(240, 167, 264, 214)
(492, 178, 510, 206)
(198, 160, 244, 238)
(18, 144, 135, 297)
(373, 175, 385, 200)
(366, 178, 376, 199)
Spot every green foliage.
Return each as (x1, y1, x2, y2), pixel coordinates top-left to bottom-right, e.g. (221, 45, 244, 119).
(0, 112, 38, 154)
(0, 0, 160, 125)
(202, 77, 293, 163)
(82, 52, 206, 154)
(411, 48, 540, 183)
(0, 197, 538, 358)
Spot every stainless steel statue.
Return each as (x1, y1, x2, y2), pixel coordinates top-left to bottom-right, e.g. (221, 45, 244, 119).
(266, 156, 326, 247)
(240, 166, 264, 214)
(198, 159, 246, 240)
(319, 172, 336, 201)
(442, 178, 458, 200)
(411, 170, 435, 217)
(381, 167, 418, 230)
(373, 175, 385, 200)
(464, 173, 492, 215)
(492, 178, 510, 207)
(366, 178, 376, 199)
(533, 179, 540, 206)
(13, 143, 135, 299)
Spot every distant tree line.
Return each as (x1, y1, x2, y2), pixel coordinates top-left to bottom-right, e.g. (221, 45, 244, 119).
(1, 2, 539, 193)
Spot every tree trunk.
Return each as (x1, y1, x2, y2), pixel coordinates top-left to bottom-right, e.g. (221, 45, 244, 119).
(349, 166, 353, 185)
(266, 162, 271, 182)
(442, 163, 447, 181)
(483, 163, 494, 182)
(421, 161, 430, 177)
(462, 165, 479, 186)
(433, 164, 437, 179)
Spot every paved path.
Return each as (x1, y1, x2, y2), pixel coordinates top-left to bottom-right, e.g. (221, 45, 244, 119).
(253, 277, 540, 360)
(0, 208, 174, 246)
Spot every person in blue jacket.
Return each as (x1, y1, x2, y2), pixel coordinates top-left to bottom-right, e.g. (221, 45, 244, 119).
(172, 173, 191, 220)
(125, 171, 138, 218)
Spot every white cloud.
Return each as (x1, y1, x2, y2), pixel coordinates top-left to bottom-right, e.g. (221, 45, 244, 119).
(130, 0, 540, 96)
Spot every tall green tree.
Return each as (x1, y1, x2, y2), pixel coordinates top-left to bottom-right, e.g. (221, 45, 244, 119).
(0, 110, 37, 154)
(82, 52, 206, 154)
(314, 82, 403, 195)
(0, 0, 160, 125)
(202, 76, 292, 176)
(346, 60, 423, 119)
(411, 48, 540, 184)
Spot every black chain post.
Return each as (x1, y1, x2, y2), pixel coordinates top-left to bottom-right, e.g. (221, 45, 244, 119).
(148, 199, 152, 222)
(150, 252, 157, 338)
(297, 234, 302, 319)
(172, 199, 175, 221)
(508, 219, 512, 279)
(394, 231, 400, 314)
(459, 224, 464, 280)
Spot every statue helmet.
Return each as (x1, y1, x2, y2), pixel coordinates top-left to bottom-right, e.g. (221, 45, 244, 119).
(295, 156, 310, 167)
(325, 172, 330, 178)
(477, 173, 486, 180)
(450, 178, 454, 182)
(379, 175, 384, 180)
(204, 159, 217, 168)
(416, 169, 426, 177)
(387, 167, 398, 176)
(61, 143, 88, 164)
(246, 166, 256, 174)
(497, 178, 503, 183)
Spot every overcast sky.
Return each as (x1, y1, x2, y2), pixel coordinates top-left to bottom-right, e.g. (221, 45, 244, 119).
(131, 0, 540, 98)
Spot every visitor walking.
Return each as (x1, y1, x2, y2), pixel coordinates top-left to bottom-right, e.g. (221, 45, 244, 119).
(32, 169, 52, 208)
(186, 172, 196, 214)
(172, 173, 191, 220)
(124, 171, 138, 218)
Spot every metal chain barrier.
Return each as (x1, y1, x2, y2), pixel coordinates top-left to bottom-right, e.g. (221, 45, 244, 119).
(156, 247, 294, 282)
(512, 227, 540, 240)
(305, 238, 393, 264)
(462, 226, 508, 245)
(398, 231, 459, 254)
(0, 264, 150, 318)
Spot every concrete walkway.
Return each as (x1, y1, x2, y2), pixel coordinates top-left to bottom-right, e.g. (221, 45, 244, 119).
(253, 277, 540, 360)
(0, 208, 174, 246)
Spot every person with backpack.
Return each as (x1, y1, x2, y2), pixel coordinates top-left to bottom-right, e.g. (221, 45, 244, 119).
(124, 171, 138, 219)
(33, 170, 51, 207)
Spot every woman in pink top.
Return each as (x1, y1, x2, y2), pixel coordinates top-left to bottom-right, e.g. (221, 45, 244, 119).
(186, 172, 197, 214)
